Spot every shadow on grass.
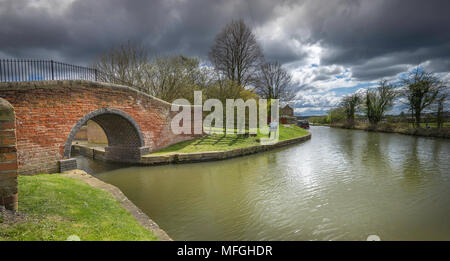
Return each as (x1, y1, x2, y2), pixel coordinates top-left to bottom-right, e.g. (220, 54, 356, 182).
(150, 125, 309, 155)
(227, 136, 246, 146)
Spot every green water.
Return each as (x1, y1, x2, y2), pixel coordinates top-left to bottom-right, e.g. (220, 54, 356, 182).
(75, 126, 450, 240)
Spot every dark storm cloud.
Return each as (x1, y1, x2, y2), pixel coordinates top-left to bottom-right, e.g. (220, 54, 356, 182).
(0, 0, 277, 64)
(351, 64, 409, 81)
(311, 75, 331, 82)
(424, 58, 450, 73)
(0, 0, 449, 82)
(302, 0, 450, 79)
(262, 42, 309, 64)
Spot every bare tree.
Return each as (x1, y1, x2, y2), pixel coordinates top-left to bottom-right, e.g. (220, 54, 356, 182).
(93, 41, 149, 92)
(146, 55, 209, 103)
(365, 80, 397, 125)
(93, 42, 211, 102)
(435, 89, 449, 129)
(340, 93, 362, 127)
(254, 61, 295, 102)
(208, 19, 264, 87)
(402, 69, 446, 127)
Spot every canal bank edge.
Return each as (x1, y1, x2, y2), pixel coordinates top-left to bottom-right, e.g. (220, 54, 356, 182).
(143, 133, 312, 164)
(73, 133, 312, 165)
(330, 124, 450, 139)
(63, 169, 172, 241)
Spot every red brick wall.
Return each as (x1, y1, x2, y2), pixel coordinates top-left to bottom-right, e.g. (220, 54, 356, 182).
(0, 80, 198, 175)
(0, 98, 18, 211)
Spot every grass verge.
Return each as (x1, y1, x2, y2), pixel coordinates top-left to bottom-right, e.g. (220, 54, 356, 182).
(0, 174, 157, 241)
(149, 124, 309, 155)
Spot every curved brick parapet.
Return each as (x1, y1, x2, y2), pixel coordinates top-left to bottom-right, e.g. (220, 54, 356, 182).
(0, 80, 199, 175)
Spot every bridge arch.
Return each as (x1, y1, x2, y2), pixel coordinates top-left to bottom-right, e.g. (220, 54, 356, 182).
(0, 80, 199, 174)
(64, 108, 148, 163)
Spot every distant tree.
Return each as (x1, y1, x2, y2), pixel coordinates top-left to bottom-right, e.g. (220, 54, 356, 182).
(94, 42, 211, 103)
(204, 77, 259, 130)
(146, 55, 209, 103)
(399, 111, 406, 120)
(340, 93, 363, 126)
(93, 41, 149, 92)
(308, 115, 329, 125)
(204, 78, 244, 102)
(365, 80, 397, 126)
(402, 69, 446, 128)
(208, 19, 264, 87)
(327, 107, 346, 124)
(435, 90, 448, 129)
(254, 61, 295, 102)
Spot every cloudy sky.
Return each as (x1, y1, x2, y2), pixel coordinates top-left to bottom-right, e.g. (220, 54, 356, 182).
(1, 0, 449, 115)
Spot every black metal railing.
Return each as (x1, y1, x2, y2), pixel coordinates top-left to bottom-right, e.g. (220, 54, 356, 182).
(0, 59, 98, 82)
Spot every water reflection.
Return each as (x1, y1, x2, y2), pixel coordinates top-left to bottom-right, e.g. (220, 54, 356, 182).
(77, 126, 450, 240)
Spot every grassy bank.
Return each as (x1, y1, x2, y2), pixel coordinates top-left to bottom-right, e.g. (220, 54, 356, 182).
(331, 122, 450, 139)
(150, 124, 309, 155)
(407, 122, 450, 128)
(0, 174, 157, 241)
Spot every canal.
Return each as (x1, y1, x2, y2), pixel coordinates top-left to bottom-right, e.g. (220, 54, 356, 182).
(74, 126, 450, 240)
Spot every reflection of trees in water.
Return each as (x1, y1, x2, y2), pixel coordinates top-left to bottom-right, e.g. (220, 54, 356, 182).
(339, 129, 355, 159)
(403, 138, 450, 185)
(401, 138, 427, 186)
(431, 140, 442, 163)
(337, 129, 441, 188)
(358, 132, 392, 175)
(431, 139, 450, 170)
(336, 129, 392, 171)
(333, 128, 361, 169)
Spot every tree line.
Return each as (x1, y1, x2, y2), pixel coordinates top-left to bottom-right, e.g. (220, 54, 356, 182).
(93, 19, 295, 106)
(328, 69, 449, 128)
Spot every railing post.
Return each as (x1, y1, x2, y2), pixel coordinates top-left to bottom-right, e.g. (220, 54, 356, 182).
(95, 69, 98, 82)
(51, 60, 54, 80)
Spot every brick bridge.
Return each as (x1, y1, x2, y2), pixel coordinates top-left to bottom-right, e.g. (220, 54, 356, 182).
(0, 80, 200, 210)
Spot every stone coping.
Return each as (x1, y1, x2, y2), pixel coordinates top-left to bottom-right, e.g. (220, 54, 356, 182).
(0, 80, 202, 109)
(0, 80, 170, 106)
(63, 169, 172, 241)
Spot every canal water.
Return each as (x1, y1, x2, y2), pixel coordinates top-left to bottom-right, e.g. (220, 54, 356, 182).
(74, 126, 450, 240)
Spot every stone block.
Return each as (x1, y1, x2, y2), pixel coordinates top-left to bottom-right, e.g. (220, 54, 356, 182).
(59, 158, 77, 173)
